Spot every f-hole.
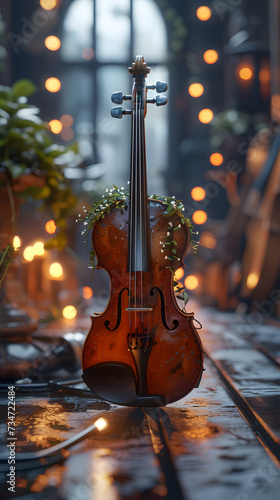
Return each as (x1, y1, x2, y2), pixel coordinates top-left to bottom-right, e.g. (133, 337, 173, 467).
(104, 287, 129, 331)
(150, 287, 179, 331)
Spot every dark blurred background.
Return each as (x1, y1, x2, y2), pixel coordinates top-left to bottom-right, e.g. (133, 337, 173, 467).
(1, 0, 279, 318)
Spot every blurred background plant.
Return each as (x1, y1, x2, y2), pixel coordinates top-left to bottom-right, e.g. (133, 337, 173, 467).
(0, 79, 80, 285)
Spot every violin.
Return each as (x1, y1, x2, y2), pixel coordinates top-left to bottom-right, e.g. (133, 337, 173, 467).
(82, 56, 203, 407)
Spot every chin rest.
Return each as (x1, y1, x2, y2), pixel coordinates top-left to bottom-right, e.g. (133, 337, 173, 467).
(83, 362, 166, 407)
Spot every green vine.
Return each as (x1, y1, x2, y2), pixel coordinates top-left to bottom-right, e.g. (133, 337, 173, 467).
(79, 185, 199, 307)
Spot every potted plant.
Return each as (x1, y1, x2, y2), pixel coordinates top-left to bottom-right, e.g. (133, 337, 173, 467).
(0, 79, 80, 333)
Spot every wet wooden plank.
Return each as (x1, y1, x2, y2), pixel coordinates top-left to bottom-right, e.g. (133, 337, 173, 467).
(199, 308, 280, 450)
(0, 308, 280, 499)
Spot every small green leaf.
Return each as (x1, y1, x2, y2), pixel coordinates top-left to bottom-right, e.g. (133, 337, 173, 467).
(183, 292, 189, 305)
(7, 163, 26, 178)
(35, 185, 51, 199)
(12, 79, 37, 99)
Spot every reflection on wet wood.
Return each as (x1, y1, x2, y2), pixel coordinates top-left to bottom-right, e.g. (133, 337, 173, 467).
(0, 308, 280, 499)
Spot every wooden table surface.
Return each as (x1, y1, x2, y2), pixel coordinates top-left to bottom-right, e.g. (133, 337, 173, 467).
(0, 306, 280, 500)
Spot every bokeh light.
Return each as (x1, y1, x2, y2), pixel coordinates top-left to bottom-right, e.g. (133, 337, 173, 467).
(188, 83, 204, 98)
(94, 418, 108, 431)
(83, 286, 93, 300)
(239, 67, 253, 81)
(174, 268, 184, 281)
(203, 49, 218, 64)
(184, 275, 199, 290)
(49, 262, 63, 279)
(45, 220, 57, 234)
(23, 246, 35, 262)
(49, 119, 63, 134)
(246, 273, 259, 289)
(62, 305, 77, 320)
(198, 108, 213, 124)
(33, 241, 45, 256)
(192, 210, 208, 225)
(13, 236, 21, 250)
(60, 114, 74, 127)
(45, 77, 61, 93)
(82, 47, 95, 60)
(44, 36, 61, 51)
(40, 0, 57, 10)
(191, 187, 206, 201)
(200, 232, 217, 249)
(196, 6, 211, 21)
(210, 152, 223, 166)
(60, 128, 74, 141)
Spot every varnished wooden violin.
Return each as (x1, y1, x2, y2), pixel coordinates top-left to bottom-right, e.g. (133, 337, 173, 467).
(82, 56, 203, 406)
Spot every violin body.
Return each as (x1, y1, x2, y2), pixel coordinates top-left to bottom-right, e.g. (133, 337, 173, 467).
(82, 199, 203, 406)
(82, 56, 203, 406)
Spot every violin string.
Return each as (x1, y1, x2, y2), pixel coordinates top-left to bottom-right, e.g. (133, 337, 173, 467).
(139, 96, 144, 331)
(134, 97, 138, 335)
(128, 88, 135, 332)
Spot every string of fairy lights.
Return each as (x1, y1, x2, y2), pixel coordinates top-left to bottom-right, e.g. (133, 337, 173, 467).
(180, 3, 259, 294)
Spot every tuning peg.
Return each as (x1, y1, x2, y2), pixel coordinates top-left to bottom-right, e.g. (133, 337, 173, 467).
(111, 106, 132, 118)
(156, 95, 168, 106)
(146, 95, 168, 106)
(111, 92, 131, 104)
(146, 81, 168, 93)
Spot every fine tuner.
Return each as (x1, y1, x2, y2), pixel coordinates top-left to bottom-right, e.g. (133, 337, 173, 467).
(111, 80, 168, 118)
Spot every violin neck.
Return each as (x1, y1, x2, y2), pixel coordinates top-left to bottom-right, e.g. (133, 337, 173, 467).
(128, 82, 150, 272)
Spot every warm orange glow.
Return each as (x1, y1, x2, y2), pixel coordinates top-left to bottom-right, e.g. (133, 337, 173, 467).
(203, 49, 218, 64)
(198, 108, 213, 124)
(40, 0, 57, 10)
(246, 273, 259, 289)
(200, 232, 217, 249)
(13, 236, 21, 250)
(23, 246, 35, 262)
(45, 77, 61, 93)
(239, 67, 253, 81)
(61, 128, 74, 141)
(44, 36, 61, 51)
(233, 270, 241, 284)
(49, 262, 63, 279)
(45, 220, 57, 234)
(271, 94, 280, 121)
(60, 114, 74, 127)
(33, 241, 45, 256)
(174, 268, 184, 281)
(210, 152, 223, 166)
(82, 47, 95, 60)
(191, 186, 206, 201)
(271, 94, 280, 107)
(184, 275, 199, 290)
(196, 6, 211, 21)
(188, 83, 204, 98)
(192, 210, 208, 225)
(83, 286, 93, 300)
(259, 67, 270, 85)
(49, 119, 63, 134)
(94, 418, 108, 431)
(62, 305, 77, 320)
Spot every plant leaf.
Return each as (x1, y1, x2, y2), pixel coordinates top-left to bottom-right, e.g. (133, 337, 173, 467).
(12, 80, 37, 99)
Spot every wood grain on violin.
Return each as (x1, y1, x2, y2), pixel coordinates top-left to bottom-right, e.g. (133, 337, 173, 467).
(82, 56, 204, 407)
